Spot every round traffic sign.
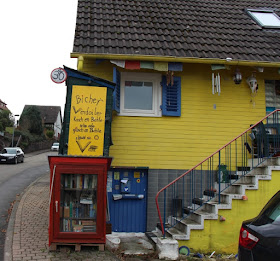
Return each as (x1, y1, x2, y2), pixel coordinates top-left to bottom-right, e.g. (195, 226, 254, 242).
(51, 68, 67, 84)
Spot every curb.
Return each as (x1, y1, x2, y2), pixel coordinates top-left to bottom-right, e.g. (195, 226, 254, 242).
(4, 172, 49, 261)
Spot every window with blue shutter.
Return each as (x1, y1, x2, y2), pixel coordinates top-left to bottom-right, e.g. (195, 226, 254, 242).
(113, 67, 120, 112)
(162, 76, 181, 116)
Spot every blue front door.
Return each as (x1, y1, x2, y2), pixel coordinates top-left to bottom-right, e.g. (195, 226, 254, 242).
(107, 169, 148, 232)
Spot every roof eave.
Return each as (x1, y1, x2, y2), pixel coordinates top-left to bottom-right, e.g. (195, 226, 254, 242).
(70, 52, 280, 68)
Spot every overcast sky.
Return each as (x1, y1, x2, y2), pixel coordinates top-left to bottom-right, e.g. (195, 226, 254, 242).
(0, 0, 78, 117)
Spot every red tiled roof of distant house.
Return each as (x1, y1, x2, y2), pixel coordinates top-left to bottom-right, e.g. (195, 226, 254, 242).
(0, 99, 8, 111)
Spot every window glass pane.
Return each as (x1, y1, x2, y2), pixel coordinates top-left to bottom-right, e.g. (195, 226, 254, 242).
(60, 174, 97, 232)
(124, 81, 153, 110)
(267, 201, 280, 221)
(250, 11, 280, 27)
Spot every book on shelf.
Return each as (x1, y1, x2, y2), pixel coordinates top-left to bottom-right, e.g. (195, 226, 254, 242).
(83, 225, 96, 232)
(68, 175, 72, 188)
(71, 175, 76, 188)
(73, 225, 83, 232)
(63, 219, 71, 232)
(69, 202, 73, 218)
(64, 206, 70, 218)
(80, 191, 93, 205)
(92, 176, 97, 189)
(64, 175, 72, 188)
(88, 176, 92, 189)
(64, 176, 68, 188)
(80, 175, 83, 188)
(81, 220, 96, 226)
(63, 174, 98, 189)
(89, 204, 96, 218)
(84, 175, 89, 189)
(80, 197, 93, 204)
(76, 175, 81, 189)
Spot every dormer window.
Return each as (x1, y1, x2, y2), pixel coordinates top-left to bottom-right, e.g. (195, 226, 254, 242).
(247, 9, 280, 28)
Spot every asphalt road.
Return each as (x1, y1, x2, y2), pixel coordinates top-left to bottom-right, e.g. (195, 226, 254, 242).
(0, 150, 57, 260)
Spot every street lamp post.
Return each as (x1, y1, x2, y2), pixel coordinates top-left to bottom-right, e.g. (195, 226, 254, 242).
(12, 114, 19, 147)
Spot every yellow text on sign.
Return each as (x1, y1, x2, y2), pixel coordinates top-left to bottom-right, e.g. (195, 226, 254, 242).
(68, 85, 107, 156)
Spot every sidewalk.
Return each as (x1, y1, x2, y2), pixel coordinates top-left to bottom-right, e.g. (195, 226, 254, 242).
(4, 173, 120, 261)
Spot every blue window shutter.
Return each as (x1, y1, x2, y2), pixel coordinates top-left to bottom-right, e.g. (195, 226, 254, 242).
(113, 67, 120, 112)
(162, 76, 181, 116)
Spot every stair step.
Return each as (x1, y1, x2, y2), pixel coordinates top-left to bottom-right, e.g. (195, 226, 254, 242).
(237, 166, 251, 171)
(156, 223, 170, 231)
(234, 182, 256, 187)
(183, 207, 193, 215)
(228, 174, 239, 180)
(203, 189, 216, 197)
(195, 208, 216, 217)
(192, 198, 204, 206)
(166, 226, 188, 239)
(222, 190, 242, 195)
(145, 232, 157, 248)
(208, 201, 231, 209)
(180, 218, 201, 227)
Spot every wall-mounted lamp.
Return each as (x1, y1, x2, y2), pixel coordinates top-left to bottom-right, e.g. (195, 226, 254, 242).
(247, 73, 258, 93)
(233, 69, 242, 84)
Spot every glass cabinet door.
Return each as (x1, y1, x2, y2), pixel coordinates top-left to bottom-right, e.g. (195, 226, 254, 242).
(60, 174, 98, 233)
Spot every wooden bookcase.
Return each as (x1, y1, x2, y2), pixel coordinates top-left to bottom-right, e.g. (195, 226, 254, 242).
(48, 156, 112, 250)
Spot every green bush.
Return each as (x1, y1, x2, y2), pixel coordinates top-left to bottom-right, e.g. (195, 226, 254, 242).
(13, 129, 46, 149)
(46, 130, 54, 139)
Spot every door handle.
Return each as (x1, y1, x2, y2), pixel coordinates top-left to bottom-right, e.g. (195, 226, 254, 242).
(55, 201, 59, 213)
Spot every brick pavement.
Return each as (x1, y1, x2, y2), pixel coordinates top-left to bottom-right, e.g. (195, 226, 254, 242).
(5, 173, 120, 261)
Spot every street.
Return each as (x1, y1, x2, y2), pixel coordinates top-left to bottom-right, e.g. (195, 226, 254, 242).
(0, 151, 55, 260)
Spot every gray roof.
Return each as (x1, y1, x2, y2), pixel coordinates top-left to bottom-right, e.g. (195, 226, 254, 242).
(73, 0, 280, 63)
(23, 105, 61, 124)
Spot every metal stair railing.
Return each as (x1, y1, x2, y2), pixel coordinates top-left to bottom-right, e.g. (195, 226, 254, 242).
(155, 110, 280, 237)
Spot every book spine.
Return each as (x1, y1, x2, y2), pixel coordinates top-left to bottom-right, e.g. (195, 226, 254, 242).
(88, 176, 92, 189)
(68, 175, 71, 188)
(90, 204, 93, 218)
(84, 175, 88, 189)
(92, 176, 96, 189)
(72, 175, 75, 188)
(80, 175, 83, 189)
(70, 202, 73, 217)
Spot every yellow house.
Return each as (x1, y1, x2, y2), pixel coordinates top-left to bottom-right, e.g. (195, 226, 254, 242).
(69, 0, 280, 254)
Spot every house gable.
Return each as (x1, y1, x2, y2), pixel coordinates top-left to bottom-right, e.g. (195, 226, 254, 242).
(22, 105, 62, 138)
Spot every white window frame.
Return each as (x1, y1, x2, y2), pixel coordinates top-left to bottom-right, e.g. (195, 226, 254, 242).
(247, 9, 280, 28)
(120, 72, 162, 117)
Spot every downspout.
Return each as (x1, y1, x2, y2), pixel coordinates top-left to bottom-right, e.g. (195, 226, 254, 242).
(77, 56, 84, 71)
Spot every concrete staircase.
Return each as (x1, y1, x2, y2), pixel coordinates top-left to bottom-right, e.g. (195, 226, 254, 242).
(151, 157, 280, 242)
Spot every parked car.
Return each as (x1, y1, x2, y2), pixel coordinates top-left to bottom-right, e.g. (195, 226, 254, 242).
(51, 142, 59, 151)
(0, 147, 24, 164)
(238, 190, 280, 260)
